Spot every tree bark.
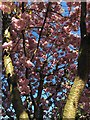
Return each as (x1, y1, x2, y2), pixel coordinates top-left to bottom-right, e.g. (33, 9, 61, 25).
(62, 77, 86, 119)
(3, 13, 29, 119)
(63, 2, 90, 119)
(3, 53, 29, 120)
(34, 105, 43, 120)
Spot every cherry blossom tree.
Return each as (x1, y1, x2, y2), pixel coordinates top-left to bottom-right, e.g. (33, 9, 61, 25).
(1, 1, 90, 120)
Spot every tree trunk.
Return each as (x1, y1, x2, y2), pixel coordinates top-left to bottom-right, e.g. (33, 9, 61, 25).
(3, 54, 29, 120)
(63, 2, 90, 119)
(62, 77, 86, 119)
(34, 105, 43, 120)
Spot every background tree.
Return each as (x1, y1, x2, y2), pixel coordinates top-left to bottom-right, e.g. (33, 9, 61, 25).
(1, 1, 90, 120)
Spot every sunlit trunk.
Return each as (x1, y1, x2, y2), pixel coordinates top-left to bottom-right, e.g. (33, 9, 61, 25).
(4, 54, 29, 120)
(63, 2, 90, 119)
(3, 12, 29, 119)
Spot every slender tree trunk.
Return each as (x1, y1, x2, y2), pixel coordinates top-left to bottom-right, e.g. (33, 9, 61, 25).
(63, 2, 90, 119)
(34, 105, 43, 120)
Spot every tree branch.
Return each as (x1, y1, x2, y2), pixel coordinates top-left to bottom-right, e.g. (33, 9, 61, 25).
(22, 3, 36, 116)
(37, 72, 44, 105)
(31, 2, 51, 61)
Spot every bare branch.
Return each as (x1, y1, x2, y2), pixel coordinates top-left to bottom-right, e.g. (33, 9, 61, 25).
(31, 2, 51, 61)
